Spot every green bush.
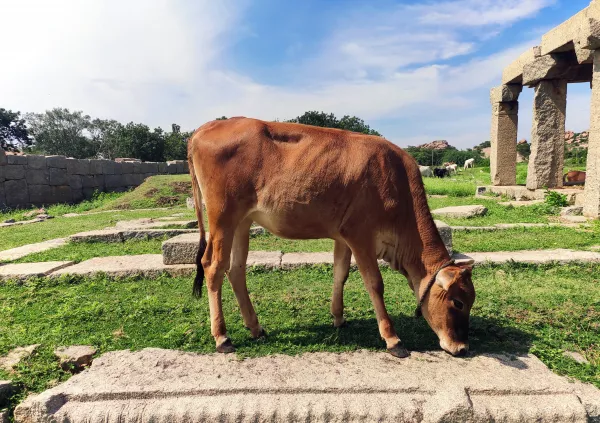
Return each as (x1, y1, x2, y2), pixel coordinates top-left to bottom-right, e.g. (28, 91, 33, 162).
(544, 190, 569, 208)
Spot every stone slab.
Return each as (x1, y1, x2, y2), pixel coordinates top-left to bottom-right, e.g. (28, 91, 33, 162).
(431, 205, 487, 218)
(0, 261, 73, 280)
(498, 200, 545, 207)
(0, 238, 67, 261)
(14, 348, 600, 422)
(68, 230, 123, 243)
(68, 229, 196, 243)
(51, 255, 195, 278)
(455, 249, 600, 265)
(480, 185, 584, 203)
(115, 219, 197, 229)
(502, 46, 541, 84)
(0, 345, 40, 372)
(54, 345, 97, 372)
(281, 252, 334, 268)
(541, 4, 593, 55)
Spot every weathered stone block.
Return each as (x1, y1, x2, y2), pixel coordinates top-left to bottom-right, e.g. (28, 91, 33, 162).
(0, 166, 4, 183)
(26, 169, 49, 185)
(490, 102, 518, 186)
(46, 155, 67, 168)
(158, 162, 168, 173)
(100, 160, 116, 175)
(72, 188, 84, 202)
(69, 175, 82, 190)
(49, 168, 68, 186)
(29, 184, 52, 204)
(121, 162, 134, 174)
(52, 185, 72, 203)
(490, 85, 522, 104)
(27, 155, 47, 170)
(166, 163, 178, 174)
(142, 162, 158, 173)
(105, 174, 124, 189)
(82, 188, 97, 200)
(133, 162, 143, 174)
(7, 155, 27, 165)
(522, 53, 575, 87)
(122, 173, 136, 186)
(5, 179, 28, 206)
(81, 175, 104, 188)
(66, 159, 90, 175)
(0, 149, 6, 166)
(89, 159, 103, 175)
(584, 49, 600, 218)
(527, 79, 567, 190)
(5, 165, 25, 180)
(502, 46, 541, 84)
(0, 184, 6, 208)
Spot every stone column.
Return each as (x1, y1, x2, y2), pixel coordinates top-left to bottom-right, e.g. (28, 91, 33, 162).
(526, 79, 567, 190)
(584, 50, 600, 218)
(489, 85, 522, 186)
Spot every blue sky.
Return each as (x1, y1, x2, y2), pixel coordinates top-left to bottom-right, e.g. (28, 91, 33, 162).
(0, 0, 593, 148)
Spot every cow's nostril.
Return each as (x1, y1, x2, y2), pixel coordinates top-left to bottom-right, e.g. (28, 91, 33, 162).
(456, 347, 468, 357)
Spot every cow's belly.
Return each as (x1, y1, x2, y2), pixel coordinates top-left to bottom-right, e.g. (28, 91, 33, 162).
(248, 209, 335, 240)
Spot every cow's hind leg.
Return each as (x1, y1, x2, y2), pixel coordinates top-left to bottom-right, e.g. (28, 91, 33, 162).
(226, 218, 265, 339)
(202, 223, 235, 353)
(331, 240, 352, 328)
(345, 238, 409, 358)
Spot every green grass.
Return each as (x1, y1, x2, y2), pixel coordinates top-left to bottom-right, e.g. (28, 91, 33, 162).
(96, 175, 192, 210)
(0, 191, 126, 223)
(453, 227, 600, 253)
(423, 167, 490, 197)
(428, 196, 559, 226)
(0, 208, 196, 252)
(0, 263, 598, 411)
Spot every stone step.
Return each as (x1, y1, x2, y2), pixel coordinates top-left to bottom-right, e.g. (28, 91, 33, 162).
(162, 221, 453, 265)
(14, 348, 600, 422)
(0, 261, 73, 280)
(69, 228, 196, 243)
(0, 238, 67, 262)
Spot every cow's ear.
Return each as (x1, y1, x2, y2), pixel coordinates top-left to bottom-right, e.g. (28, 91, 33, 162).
(436, 268, 456, 291)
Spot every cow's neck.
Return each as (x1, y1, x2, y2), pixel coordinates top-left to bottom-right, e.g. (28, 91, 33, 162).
(397, 168, 452, 298)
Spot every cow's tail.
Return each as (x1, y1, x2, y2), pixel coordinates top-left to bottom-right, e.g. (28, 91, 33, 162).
(188, 154, 207, 298)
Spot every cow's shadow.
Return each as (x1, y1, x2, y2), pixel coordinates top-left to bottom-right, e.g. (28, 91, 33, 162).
(240, 313, 535, 369)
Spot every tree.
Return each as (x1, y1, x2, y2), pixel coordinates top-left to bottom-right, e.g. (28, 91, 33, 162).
(0, 108, 32, 152)
(286, 111, 381, 136)
(116, 122, 166, 162)
(516, 142, 531, 161)
(26, 108, 95, 158)
(216, 116, 228, 120)
(164, 123, 192, 161)
(89, 118, 124, 160)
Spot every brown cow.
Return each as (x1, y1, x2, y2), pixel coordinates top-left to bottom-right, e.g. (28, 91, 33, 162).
(187, 117, 476, 358)
(563, 170, 586, 185)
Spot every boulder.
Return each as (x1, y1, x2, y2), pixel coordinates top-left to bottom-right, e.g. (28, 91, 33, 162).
(432, 205, 488, 219)
(561, 206, 584, 216)
(0, 345, 40, 372)
(54, 346, 97, 373)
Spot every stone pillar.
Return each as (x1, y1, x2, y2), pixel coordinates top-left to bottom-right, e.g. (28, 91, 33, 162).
(489, 85, 522, 186)
(526, 79, 567, 190)
(584, 50, 600, 218)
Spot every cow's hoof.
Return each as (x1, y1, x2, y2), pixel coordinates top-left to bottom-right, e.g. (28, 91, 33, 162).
(333, 317, 347, 328)
(387, 344, 410, 358)
(253, 328, 267, 339)
(216, 339, 236, 354)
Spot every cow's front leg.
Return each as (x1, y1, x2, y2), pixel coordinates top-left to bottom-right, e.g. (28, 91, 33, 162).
(331, 240, 352, 327)
(348, 240, 409, 358)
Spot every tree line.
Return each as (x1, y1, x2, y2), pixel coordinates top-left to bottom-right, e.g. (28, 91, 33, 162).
(1, 107, 487, 166)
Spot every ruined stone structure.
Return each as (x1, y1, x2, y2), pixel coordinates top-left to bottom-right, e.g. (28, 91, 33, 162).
(0, 149, 188, 209)
(490, 1, 600, 218)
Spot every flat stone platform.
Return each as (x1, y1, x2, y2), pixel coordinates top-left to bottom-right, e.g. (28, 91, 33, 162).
(14, 348, 600, 422)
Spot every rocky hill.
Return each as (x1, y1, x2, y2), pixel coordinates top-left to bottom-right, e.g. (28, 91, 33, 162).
(416, 140, 451, 150)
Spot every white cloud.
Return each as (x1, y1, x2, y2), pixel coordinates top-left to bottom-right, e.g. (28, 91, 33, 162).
(0, 0, 568, 149)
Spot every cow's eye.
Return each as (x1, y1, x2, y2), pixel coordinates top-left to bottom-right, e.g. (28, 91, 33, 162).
(452, 299, 464, 310)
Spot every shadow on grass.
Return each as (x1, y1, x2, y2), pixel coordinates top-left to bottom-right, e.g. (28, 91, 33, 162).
(235, 313, 536, 368)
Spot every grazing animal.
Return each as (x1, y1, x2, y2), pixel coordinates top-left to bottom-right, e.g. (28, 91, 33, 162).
(563, 170, 586, 186)
(434, 168, 449, 178)
(188, 117, 476, 358)
(464, 158, 475, 169)
(446, 164, 458, 174)
(419, 165, 433, 178)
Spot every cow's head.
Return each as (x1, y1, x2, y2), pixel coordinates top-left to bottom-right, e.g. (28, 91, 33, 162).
(420, 262, 476, 356)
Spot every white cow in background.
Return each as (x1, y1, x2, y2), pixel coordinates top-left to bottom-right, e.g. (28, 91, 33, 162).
(419, 165, 433, 178)
(446, 164, 458, 174)
(464, 158, 475, 169)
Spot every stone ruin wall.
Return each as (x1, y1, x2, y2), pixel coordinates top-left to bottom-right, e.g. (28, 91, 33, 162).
(0, 149, 189, 209)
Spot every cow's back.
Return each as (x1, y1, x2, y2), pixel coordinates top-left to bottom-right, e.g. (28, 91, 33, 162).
(189, 117, 421, 239)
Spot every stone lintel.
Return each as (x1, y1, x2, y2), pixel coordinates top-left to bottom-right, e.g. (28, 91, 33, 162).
(522, 53, 577, 87)
(541, 5, 593, 55)
(489, 84, 523, 104)
(575, 18, 600, 52)
(502, 46, 541, 85)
